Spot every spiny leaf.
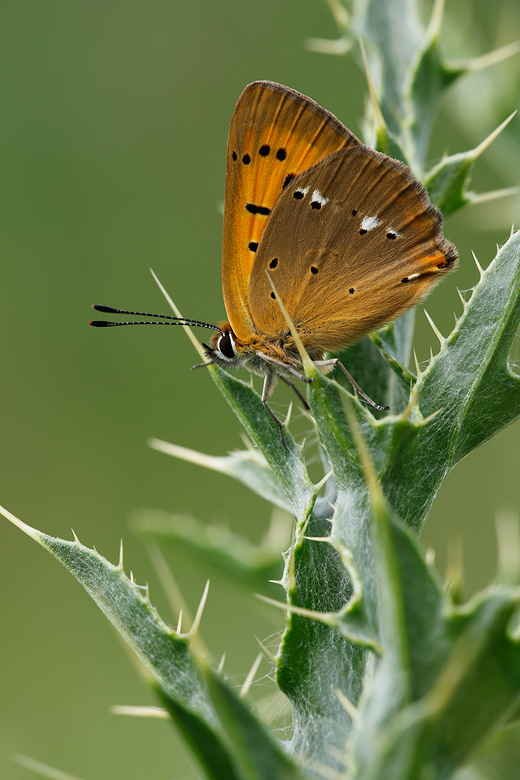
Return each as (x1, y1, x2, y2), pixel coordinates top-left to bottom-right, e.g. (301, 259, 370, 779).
(276, 512, 367, 773)
(418, 229, 520, 462)
(275, 382, 378, 769)
(209, 366, 316, 521)
(369, 231, 520, 532)
(333, 472, 520, 780)
(2, 506, 309, 780)
(356, 0, 423, 137)
(407, 0, 465, 166)
(133, 510, 284, 599)
(149, 438, 292, 513)
(424, 113, 516, 215)
(201, 665, 307, 780)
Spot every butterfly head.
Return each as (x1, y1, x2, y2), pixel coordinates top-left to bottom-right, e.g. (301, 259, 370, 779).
(203, 323, 294, 376)
(203, 323, 250, 371)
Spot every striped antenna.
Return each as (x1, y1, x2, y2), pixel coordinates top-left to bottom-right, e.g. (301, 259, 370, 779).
(89, 305, 223, 334)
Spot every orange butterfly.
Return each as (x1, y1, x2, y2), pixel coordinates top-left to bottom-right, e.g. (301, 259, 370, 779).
(92, 81, 457, 446)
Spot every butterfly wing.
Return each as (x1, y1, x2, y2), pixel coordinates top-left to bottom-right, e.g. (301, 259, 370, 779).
(222, 81, 360, 342)
(248, 145, 457, 353)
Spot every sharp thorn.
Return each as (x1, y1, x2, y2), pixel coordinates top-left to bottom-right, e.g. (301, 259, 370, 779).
(188, 580, 210, 640)
(240, 653, 263, 698)
(255, 635, 277, 663)
(315, 470, 333, 493)
(424, 310, 446, 346)
(413, 349, 420, 376)
(471, 111, 517, 160)
(472, 250, 484, 276)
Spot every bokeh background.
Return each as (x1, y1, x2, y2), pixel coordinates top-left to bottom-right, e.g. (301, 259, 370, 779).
(1, 1, 519, 778)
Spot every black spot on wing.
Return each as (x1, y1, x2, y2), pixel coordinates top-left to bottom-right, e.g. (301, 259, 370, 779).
(246, 203, 271, 216)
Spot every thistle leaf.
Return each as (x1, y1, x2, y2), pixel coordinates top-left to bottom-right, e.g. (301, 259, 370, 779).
(1, 506, 303, 780)
(134, 510, 284, 599)
(149, 438, 292, 513)
(209, 366, 316, 521)
(425, 113, 516, 215)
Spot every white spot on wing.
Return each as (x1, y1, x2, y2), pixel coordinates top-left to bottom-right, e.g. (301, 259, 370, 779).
(311, 189, 328, 206)
(406, 272, 421, 280)
(361, 215, 380, 231)
(295, 186, 309, 196)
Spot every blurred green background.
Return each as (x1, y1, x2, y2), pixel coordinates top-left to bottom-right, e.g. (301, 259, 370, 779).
(1, 1, 519, 778)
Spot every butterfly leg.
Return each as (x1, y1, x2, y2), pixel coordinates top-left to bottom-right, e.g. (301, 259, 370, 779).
(261, 373, 289, 449)
(256, 351, 314, 384)
(279, 374, 311, 411)
(314, 359, 390, 412)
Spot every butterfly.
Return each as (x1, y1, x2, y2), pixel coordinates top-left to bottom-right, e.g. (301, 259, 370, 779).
(91, 81, 457, 447)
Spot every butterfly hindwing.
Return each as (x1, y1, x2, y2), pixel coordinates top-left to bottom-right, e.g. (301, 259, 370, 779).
(222, 81, 360, 341)
(248, 146, 457, 353)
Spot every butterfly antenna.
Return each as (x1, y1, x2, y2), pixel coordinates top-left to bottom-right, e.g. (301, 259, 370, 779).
(89, 305, 223, 334)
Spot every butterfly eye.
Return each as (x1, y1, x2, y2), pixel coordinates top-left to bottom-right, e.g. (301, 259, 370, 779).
(218, 331, 236, 360)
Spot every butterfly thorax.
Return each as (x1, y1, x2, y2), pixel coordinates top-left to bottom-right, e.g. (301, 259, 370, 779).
(207, 322, 325, 379)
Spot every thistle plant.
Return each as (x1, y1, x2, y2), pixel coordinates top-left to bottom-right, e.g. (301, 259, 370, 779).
(3, 1, 520, 779)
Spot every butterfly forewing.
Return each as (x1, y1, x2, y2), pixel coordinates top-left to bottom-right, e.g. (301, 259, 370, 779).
(248, 146, 457, 353)
(222, 81, 360, 341)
